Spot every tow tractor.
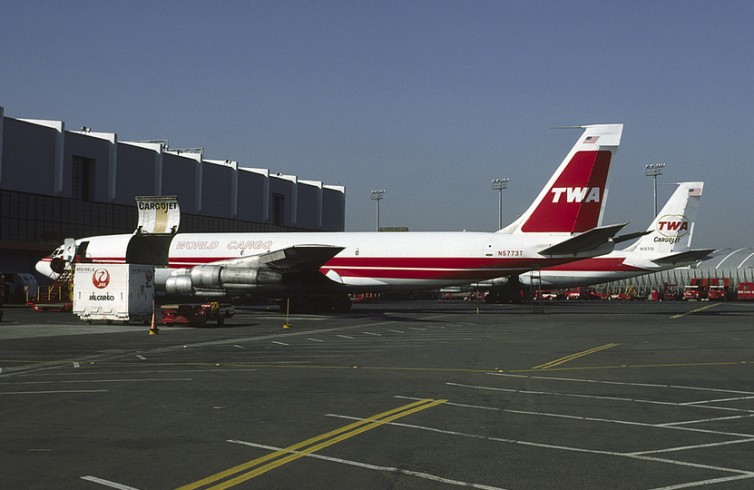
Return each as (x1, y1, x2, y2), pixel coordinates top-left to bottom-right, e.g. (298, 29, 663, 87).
(160, 302, 235, 327)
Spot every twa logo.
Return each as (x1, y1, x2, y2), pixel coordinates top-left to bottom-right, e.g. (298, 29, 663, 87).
(550, 187, 601, 203)
(92, 268, 111, 289)
(657, 215, 690, 237)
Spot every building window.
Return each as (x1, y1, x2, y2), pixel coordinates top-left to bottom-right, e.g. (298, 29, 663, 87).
(72, 156, 94, 201)
(272, 193, 285, 226)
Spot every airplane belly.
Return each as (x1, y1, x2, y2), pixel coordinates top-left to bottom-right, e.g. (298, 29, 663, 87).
(325, 255, 539, 285)
(525, 270, 644, 288)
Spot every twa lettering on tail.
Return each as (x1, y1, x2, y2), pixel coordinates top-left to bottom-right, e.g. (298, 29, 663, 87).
(501, 124, 622, 235)
(550, 187, 602, 203)
(657, 216, 690, 236)
(36, 124, 627, 313)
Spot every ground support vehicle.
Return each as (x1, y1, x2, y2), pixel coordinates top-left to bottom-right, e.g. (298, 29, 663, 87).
(682, 285, 703, 301)
(707, 285, 728, 301)
(160, 302, 234, 327)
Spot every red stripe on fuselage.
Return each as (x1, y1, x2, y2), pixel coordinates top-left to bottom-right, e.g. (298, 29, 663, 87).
(167, 255, 578, 281)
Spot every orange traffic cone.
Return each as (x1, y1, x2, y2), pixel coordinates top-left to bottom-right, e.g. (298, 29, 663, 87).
(282, 297, 292, 329)
(149, 304, 159, 335)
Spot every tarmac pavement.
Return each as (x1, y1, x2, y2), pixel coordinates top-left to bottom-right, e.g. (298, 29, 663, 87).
(1, 299, 753, 489)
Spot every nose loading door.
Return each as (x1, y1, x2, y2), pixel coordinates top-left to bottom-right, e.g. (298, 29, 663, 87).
(125, 196, 180, 266)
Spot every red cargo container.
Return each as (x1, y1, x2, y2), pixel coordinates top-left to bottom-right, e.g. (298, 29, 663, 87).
(737, 282, 754, 301)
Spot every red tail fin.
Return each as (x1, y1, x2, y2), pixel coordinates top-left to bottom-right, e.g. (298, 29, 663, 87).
(504, 124, 622, 234)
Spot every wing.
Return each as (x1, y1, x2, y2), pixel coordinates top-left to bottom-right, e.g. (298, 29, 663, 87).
(539, 223, 628, 257)
(220, 244, 345, 273)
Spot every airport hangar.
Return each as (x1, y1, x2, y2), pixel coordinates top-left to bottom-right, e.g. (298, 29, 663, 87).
(601, 247, 754, 297)
(0, 105, 346, 290)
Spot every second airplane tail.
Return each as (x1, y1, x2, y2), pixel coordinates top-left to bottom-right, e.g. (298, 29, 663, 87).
(501, 124, 623, 235)
(626, 182, 704, 255)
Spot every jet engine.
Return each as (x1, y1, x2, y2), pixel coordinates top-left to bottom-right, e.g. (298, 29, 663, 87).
(164, 265, 283, 296)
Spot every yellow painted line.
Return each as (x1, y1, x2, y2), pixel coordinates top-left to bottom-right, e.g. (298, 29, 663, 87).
(671, 302, 723, 319)
(532, 343, 619, 370)
(176, 398, 446, 490)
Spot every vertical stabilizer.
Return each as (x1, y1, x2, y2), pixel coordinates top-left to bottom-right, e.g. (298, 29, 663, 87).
(626, 182, 703, 254)
(502, 124, 623, 235)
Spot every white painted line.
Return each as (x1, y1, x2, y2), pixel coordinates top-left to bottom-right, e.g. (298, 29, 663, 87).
(80, 475, 142, 490)
(307, 338, 325, 342)
(227, 440, 507, 490)
(502, 408, 754, 438)
(447, 383, 754, 436)
(660, 414, 754, 427)
(396, 395, 500, 412)
(272, 341, 289, 346)
(73, 362, 80, 368)
(409, 327, 426, 331)
(253, 361, 310, 365)
(326, 414, 754, 481)
(327, 413, 617, 455)
(2, 378, 192, 385)
(487, 372, 754, 396)
(336, 335, 354, 339)
(135, 355, 146, 360)
(387, 329, 405, 334)
(2, 390, 108, 395)
(681, 396, 754, 405)
(233, 345, 245, 349)
(646, 474, 754, 490)
(362, 331, 381, 336)
(628, 437, 754, 456)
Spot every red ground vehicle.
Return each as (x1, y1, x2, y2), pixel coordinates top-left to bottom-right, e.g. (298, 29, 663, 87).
(706, 286, 728, 301)
(160, 302, 234, 327)
(566, 287, 602, 300)
(683, 278, 731, 301)
(682, 285, 702, 301)
(534, 290, 559, 300)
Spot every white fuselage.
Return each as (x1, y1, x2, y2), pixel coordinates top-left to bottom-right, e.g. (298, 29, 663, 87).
(48, 230, 612, 291)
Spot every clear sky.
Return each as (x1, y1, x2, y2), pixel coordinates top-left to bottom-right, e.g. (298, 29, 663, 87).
(2, 1, 752, 249)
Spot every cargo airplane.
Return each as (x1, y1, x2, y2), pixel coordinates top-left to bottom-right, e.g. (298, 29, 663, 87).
(481, 181, 713, 301)
(518, 181, 713, 289)
(37, 124, 626, 312)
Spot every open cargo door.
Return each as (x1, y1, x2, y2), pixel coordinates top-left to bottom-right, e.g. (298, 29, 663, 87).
(126, 196, 180, 266)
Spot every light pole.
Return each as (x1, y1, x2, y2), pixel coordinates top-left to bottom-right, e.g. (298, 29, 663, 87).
(644, 163, 666, 218)
(491, 178, 510, 230)
(370, 189, 385, 231)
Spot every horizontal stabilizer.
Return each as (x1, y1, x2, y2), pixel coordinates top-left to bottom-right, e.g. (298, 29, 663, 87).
(613, 230, 651, 244)
(539, 223, 628, 257)
(651, 248, 714, 265)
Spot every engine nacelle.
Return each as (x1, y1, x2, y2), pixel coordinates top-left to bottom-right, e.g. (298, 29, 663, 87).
(164, 265, 283, 296)
(164, 275, 194, 296)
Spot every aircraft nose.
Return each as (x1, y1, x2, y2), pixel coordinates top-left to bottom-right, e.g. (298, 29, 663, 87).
(35, 257, 59, 280)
